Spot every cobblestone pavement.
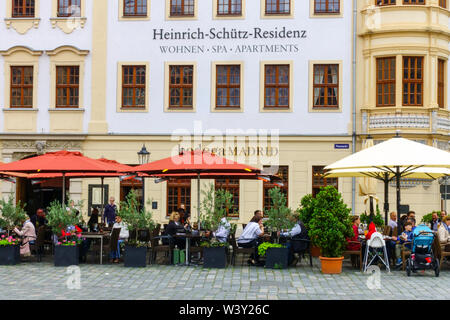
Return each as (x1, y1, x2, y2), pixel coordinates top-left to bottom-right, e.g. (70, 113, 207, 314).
(1, 258, 449, 300)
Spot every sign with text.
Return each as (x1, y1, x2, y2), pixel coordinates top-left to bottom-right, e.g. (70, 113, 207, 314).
(334, 144, 350, 149)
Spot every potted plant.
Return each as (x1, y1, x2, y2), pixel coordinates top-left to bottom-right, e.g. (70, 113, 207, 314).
(297, 194, 321, 257)
(360, 205, 384, 229)
(421, 211, 439, 226)
(263, 187, 294, 269)
(307, 186, 353, 274)
(47, 200, 82, 267)
(199, 184, 233, 268)
(118, 190, 155, 268)
(257, 242, 288, 269)
(0, 195, 27, 265)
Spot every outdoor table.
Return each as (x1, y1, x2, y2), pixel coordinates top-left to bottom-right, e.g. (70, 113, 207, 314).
(173, 233, 203, 266)
(81, 232, 110, 265)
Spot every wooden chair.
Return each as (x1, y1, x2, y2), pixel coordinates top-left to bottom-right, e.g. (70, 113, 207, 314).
(401, 242, 412, 271)
(150, 225, 174, 264)
(343, 241, 363, 270)
(29, 226, 45, 262)
(230, 232, 254, 266)
(435, 233, 450, 268)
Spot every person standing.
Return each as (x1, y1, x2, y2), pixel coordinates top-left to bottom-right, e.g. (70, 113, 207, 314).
(104, 197, 117, 227)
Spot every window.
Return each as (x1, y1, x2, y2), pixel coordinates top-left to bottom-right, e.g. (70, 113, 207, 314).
(56, 66, 79, 108)
(12, 0, 35, 17)
(57, 0, 81, 17)
(10, 66, 33, 108)
(439, 0, 446, 8)
(216, 65, 240, 108)
(313, 64, 339, 108)
(314, 0, 339, 13)
(265, 0, 290, 14)
(215, 179, 239, 217)
(217, 0, 242, 15)
(403, 0, 425, 4)
(124, 0, 147, 16)
(263, 166, 288, 212)
(376, 57, 396, 107)
(122, 65, 146, 108)
(438, 59, 445, 108)
(264, 65, 289, 108)
(169, 65, 193, 108)
(167, 179, 191, 216)
(376, 0, 395, 5)
(170, 0, 194, 16)
(403, 56, 423, 106)
(312, 166, 338, 198)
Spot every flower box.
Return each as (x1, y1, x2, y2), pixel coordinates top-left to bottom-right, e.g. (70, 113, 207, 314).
(54, 245, 79, 267)
(124, 245, 147, 268)
(203, 247, 227, 269)
(0, 245, 20, 265)
(265, 247, 289, 269)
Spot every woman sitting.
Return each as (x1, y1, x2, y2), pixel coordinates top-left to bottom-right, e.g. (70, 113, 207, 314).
(164, 211, 187, 249)
(347, 215, 361, 251)
(110, 215, 129, 263)
(88, 208, 100, 232)
(437, 216, 450, 250)
(237, 216, 264, 265)
(14, 215, 36, 257)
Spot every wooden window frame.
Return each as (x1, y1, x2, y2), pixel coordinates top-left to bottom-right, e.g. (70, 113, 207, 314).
(314, 0, 340, 14)
(170, 0, 195, 17)
(402, 56, 423, 107)
(376, 57, 396, 107)
(438, 59, 445, 108)
(217, 0, 242, 15)
(12, 0, 36, 17)
(57, 0, 81, 17)
(402, 0, 425, 4)
(215, 65, 241, 109)
(313, 64, 339, 108)
(169, 65, 194, 109)
(264, 64, 290, 109)
(263, 166, 289, 212)
(56, 66, 79, 108)
(166, 179, 191, 217)
(123, 0, 147, 16)
(265, 0, 290, 15)
(10, 66, 33, 108)
(376, 0, 396, 5)
(122, 65, 146, 109)
(215, 179, 240, 218)
(439, 0, 446, 8)
(312, 166, 338, 198)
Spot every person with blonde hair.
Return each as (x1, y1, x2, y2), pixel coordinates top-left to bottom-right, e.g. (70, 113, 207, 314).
(165, 211, 186, 249)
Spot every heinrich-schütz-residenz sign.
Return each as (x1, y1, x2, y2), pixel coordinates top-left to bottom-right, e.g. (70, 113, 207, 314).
(153, 26, 307, 54)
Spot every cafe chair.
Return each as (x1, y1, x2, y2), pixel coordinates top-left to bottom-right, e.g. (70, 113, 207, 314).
(108, 228, 121, 263)
(150, 227, 175, 265)
(434, 234, 450, 269)
(29, 226, 46, 262)
(230, 233, 254, 266)
(343, 241, 363, 270)
(363, 232, 390, 273)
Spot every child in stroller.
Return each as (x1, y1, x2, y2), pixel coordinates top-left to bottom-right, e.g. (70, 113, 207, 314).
(406, 225, 440, 277)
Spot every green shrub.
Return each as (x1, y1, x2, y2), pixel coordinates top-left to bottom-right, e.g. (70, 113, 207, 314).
(421, 211, 440, 225)
(0, 195, 27, 235)
(264, 187, 295, 235)
(46, 200, 81, 237)
(257, 242, 285, 257)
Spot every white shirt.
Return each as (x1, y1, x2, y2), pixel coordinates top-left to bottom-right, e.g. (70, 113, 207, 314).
(213, 218, 231, 243)
(113, 222, 129, 240)
(280, 223, 302, 237)
(388, 219, 397, 229)
(237, 222, 262, 244)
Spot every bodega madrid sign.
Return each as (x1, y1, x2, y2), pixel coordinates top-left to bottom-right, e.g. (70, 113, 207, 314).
(153, 26, 307, 54)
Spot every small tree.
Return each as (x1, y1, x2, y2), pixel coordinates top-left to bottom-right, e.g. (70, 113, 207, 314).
(307, 186, 353, 258)
(0, 195, 27, 236)
(264, 187, 295, 242)
(47, 200, 81, 238)
(199, 184, 233, 241)
(296, 193, 315, 229)
(117, 189, 155, 245)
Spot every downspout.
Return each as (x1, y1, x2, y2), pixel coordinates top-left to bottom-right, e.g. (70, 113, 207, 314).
(351, 0, 357, 214)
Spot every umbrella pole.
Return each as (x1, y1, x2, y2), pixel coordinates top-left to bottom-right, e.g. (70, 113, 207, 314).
(197, 172, 200, 231)
(396, 166, 401, 233)
(62, 172, 66, 206)
(384, 173, 389, 226)
(101, 177, 104, 224)
(369, 196, 374, 223)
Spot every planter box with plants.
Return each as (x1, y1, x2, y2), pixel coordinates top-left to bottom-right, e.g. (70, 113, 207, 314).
(0, 236, 21, 265)
(258, 242, 289, 269)
(54, 242, 79, 267)
(201, 241, 228, 268)
(118, 190, 155, 268)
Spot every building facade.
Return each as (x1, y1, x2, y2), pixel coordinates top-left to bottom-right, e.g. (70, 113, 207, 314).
(0, 0, 448, 224)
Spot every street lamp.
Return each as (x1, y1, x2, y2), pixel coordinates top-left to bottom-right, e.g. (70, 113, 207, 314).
(137, 144, 150, 210)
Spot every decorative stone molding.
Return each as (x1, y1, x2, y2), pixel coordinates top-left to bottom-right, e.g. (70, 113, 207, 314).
(437, 117, 450, 131)
(4, 18, 40, 34)
(2, 140, 82, 152)
(50, 17, 87, 34)
(369, 114, 430, 129)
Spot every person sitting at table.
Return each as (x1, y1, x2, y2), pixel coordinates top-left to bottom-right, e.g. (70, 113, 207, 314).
(212, 217, 231, 243)
(110, 215, 129, 263)
(88, 208, 100, 232)
(237, 215, 264, 265)
(164, 211, 186, 249)
(395, 221, 414, 267)
(437, 216, 450, 247)
(13, 214, 36, 257)
(347, 215, 361, 251)
(365, 221, 377, 241)
(278, 214, 307, 266)
(388, 211, 398, 230)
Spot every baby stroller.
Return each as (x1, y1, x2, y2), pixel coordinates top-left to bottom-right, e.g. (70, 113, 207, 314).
(406, 225, 439, 277)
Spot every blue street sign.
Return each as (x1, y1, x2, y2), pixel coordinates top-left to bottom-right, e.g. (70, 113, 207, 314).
(334, 144, 350, 149)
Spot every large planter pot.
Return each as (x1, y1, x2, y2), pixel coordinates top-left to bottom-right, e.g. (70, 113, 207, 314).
(265, 247, 289, 269)
(319, 256, 344, 274)
(0, 245, 20, 265)
(124, 245, 147, 268)
(311, 245, 321, 257)
(54, 245, 79, 267)
(203, 247, 227, 268)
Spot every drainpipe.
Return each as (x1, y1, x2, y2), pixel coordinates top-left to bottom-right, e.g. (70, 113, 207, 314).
(351, 0, 357, 214)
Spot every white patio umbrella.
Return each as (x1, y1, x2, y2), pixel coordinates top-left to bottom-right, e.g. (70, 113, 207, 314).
(325, 135, 450, 229)
(358, 137, 377, 221)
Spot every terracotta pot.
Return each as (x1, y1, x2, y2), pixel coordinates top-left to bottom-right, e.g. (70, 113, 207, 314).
(319, 256, 344, 274)
(310, 245, 321, 257)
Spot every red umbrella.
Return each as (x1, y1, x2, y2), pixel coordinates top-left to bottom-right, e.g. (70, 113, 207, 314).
(0, 151, 123, 205)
